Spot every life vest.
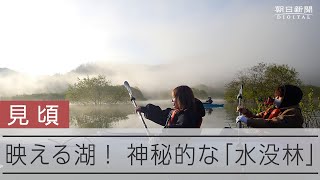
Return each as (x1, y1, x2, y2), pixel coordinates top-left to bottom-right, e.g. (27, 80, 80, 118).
(262, 107, 281, 119)
(165, 109, 179, 127)
(165, 109, 202, 128)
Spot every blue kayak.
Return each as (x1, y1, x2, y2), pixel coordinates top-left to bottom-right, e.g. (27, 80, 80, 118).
(202, 102, 224, 108)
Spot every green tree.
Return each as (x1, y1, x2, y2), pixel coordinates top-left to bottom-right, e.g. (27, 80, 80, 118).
(66, 75, 146, 104)
(300, 88, 320, 128)
(225, 63, 301, 103)
(264, 64, 301, 94)
(66, 75, 111, 105)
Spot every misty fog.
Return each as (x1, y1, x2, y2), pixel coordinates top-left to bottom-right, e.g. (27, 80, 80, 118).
(0, 62, 228, 98)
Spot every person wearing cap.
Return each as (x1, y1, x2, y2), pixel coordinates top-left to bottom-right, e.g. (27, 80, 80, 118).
(205, 97, 213, 104)
(236, 84, 304, 128)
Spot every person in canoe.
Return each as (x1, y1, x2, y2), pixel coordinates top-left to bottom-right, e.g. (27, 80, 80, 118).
(236, 84, 304, 128)
(205, 97, 213, 104)
(136, 85, 205, 128)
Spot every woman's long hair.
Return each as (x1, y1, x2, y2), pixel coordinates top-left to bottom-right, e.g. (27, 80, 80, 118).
(172, 85, 196, 111)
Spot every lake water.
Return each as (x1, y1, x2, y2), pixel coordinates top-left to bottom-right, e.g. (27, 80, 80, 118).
(70, 99, 239, 128)
(70, 99, 320, 128)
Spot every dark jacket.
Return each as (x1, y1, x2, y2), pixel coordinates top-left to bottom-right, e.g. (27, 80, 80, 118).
(246, 105, 304, 128)
(245, 85, 304, 128)
(205, 99, 213, 104)
(140, 98, 205, 128)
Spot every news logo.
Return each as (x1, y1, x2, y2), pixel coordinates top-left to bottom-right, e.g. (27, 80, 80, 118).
(274, 6, 313, 20)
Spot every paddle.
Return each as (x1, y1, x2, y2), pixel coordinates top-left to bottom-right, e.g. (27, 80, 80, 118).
(237, 84, 243, 128)
(123, 81, 149, 133)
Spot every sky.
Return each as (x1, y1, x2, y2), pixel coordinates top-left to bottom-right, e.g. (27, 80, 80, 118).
(0, 0, 319, 86)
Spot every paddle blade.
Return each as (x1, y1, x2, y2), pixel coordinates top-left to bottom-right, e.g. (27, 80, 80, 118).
(123, 81, 133, 97)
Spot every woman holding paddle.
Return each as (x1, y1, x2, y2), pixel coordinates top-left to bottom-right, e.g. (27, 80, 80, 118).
(236, 84, 304, 128)
(136, 85, 205, 128)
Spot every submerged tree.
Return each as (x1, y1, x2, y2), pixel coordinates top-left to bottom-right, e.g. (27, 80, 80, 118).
(225, 62, 320, 127)
(300, 88, 320, 128)
(225, 63, 301, 103)
(66, 75, 146, 105)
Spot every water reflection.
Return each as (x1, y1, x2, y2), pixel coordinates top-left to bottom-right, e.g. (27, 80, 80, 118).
(70, 104, 132, 128)
(206, 108, 213, 115)
(223, 103, 240, 128)
(70, 99, 240, 128)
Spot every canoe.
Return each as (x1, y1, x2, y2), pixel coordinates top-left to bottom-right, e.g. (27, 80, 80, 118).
(202, 102, 224, 108)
